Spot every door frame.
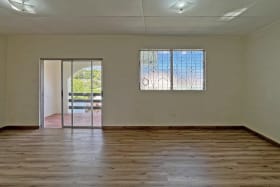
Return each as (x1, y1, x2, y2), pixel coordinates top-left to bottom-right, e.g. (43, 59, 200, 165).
(39, 58, 104, 129)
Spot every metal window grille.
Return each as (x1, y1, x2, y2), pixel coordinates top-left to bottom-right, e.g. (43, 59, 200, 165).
(140, 49, 205, 91)
(140, 50, 171, 90)
(173, 49, 205, 90)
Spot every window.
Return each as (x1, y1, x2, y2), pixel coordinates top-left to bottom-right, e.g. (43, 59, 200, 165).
(140, 49, 205, 91)
(140, 50, 171, 90)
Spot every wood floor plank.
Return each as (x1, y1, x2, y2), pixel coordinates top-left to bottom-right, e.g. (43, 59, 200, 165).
(0, 129, 280, 186)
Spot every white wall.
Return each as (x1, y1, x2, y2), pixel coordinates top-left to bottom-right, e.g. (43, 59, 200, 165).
(5, 35, 245, 126)
(0, 36, 7, 128)
(246, 21, 280, 143)
(44, 60, 61, 117)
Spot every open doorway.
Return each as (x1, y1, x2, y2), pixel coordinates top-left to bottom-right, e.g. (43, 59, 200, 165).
(40, 59, 103, 128)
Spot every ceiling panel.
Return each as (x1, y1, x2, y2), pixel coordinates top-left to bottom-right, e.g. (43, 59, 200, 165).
(145, 17, 226, 35)
(143, 0, 280, 17)
(40, 0, 142, 17)
(145, 16, 278, 35)
(0, 17, 145, 34)
(0, 0, 143, 16)
(241, 0, 280, 17)
(37, 17, 145, 34)
(0, 17, 46, 34)
(215, 16, 280, 34)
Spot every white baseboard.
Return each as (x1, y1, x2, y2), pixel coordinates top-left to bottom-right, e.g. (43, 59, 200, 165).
(4, 122, 38, 126)
(244, 124, 280, 144)
(103, 123, 245, 127)
(2, 124, 39, 128)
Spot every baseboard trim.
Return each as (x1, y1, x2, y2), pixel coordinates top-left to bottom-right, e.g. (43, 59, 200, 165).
(244, 126, 280, 147)
(0, 126, 39, 131)
(102, 125, 245, 130)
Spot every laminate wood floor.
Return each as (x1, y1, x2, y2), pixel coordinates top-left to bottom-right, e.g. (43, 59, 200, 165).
(0, 128, 280, 187)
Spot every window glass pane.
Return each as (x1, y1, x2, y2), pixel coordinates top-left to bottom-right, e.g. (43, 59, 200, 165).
(140, 50, 171, 90)
(173, 50, 204, 90)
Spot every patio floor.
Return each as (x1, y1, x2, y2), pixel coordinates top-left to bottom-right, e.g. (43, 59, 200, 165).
(44, 110, 102, 128)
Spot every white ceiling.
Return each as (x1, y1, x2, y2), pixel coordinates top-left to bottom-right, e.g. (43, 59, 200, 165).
(0, 0, 280, 35)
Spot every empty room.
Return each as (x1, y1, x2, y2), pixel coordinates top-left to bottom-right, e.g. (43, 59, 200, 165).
(0, 0, 280, 186)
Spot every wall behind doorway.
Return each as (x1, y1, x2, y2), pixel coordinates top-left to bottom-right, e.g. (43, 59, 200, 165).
(43, 60, 61, 117)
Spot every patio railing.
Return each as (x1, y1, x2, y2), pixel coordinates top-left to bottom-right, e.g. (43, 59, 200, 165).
(68, 93, 102, 110)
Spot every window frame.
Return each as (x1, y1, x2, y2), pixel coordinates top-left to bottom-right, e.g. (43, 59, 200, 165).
(139, 49, 207, 91)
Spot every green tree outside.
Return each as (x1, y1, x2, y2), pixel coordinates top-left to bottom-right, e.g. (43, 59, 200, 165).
(72, 69, 102, 99)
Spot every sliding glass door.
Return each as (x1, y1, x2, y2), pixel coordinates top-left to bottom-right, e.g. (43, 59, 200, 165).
(61, 59, 102, 128)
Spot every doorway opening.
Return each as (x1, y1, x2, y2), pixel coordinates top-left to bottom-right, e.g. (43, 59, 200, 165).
(40, 59, 103, 128)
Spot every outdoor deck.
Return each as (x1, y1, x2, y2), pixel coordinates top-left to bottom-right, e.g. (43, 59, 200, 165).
(44, 110, 102, 128)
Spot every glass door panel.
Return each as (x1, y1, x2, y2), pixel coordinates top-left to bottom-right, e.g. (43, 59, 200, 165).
(72, 60, 92, 127)
(92, 60, 102, 127)
(62, 60, 73, 127)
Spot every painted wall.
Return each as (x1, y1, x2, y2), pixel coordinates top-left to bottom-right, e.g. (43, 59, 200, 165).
(245, 21, 280, 143)
(44, 60, 61, 117)
(5, 35, 245, 126)
(0, 36, 7, 128)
